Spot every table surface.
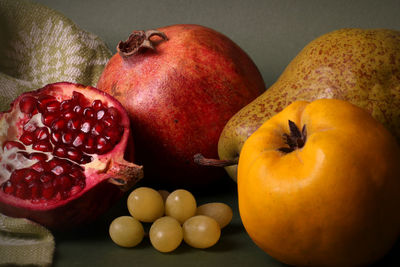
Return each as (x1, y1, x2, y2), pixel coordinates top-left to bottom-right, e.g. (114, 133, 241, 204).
(32, 0, 400, 266)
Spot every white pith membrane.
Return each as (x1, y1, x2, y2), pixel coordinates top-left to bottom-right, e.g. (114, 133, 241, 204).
(0, 83, 130, 206)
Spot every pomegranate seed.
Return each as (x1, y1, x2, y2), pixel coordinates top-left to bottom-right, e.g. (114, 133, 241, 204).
(19, 96, 37, 114)
(42, 112, 59, 126)
(29, 152, 48, 161)
(59, 175, 72, 191)
(10, 169, 28, 184)
(92, 100, 103, 111)
(96, 136, 111, 154)
(19, 132, 35, 145)
(67, 148, 82, 162)
(63, 110, 76, 120)
(54, 146, 67, 157)
(15, 183, 28, 199)
(83, 107, 95, 119)
(2, 181, 14, 194)
(28, 182, 41, 199)
(37, 95, 56, 112)
(103, 116, 115, 127)
(51, 131, 62, 144)
(40, 172, 54, 183)
(103, 127, 122, 144)
(51, 118, 66, 131)
(67, 118, 81, 131)
(91, 123, 104, 136)
(5, 164, 14, 172)
(23, 121, 37, 132)
(32, 140, 52, 152)
(72, 132, 85, 147)
(69, 168, 83, 180)
(24, 169, 40, 184)
(42, 182, 54, 199)
(31, 161, 47, 172)
(60, 100, 74, 111)
(34, 127, 50, 141)
(80, 120, 92, 133)
(62, 131, 75, 145)
(3, 141, 25, 150)
(70, 185, 83, 195)
(72, 91, 89, 107)
(73, 105, 83, 115)
(96, 109, 106, 120)
(45, 100, 60, 113)
(80, 154, 93, 164)
(83, 136, 96, 154)
(106, 107, 121, 123)
(49, 159, 70, 176)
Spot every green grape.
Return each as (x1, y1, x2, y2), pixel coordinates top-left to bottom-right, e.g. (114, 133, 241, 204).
(109, 216, 144, 247)
(196, 202, 233, 229)
(127, 187, 164, 222)
(149, 216, 183, 252)
(158, 189, 170, 202)
(183, 215, 221, 249)
(165, 189, 197, 224)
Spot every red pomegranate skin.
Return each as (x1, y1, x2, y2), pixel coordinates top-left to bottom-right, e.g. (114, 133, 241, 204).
(97, 24, 266, 189)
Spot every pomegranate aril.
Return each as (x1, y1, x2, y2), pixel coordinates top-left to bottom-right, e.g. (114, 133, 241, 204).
(96, 109, 106, 120)
(51, 118, 66, 131)
(70, 185, 83, 196)
(10, 169, 28, 184)
(92, 100, 103, 111)
(45, 100, 60, 113)
(80, 120, 92, 133)
(23, 122, 37, 133)
(40, 172, 54, 184)
(91, 123, 104, 136)
(59, 175, 72, 191)
(19, 96, 37, 114)
(34, 127, 50, 141)
(51, 131, 62, 144)
(42, 182, 54, 200)
(66, 148, 82, 162)
(62, 131, 75, 145)
(67, 118, 81, 131)
(42, 112, 59, 127)
(37, 95, 56, 112)
(72, 132, 85, 148)
(2, 181, 13, 194)
(29, 152, 48, 162)
(32, 140, 52, 152)
(83, 107, 95, 119)
(31, 161, 48, 172)
(80, 154, 93, 164)
(73, 105, 83, 115)
(102, 116, 115, 127)
(23, 169, 40, 183)
(72, 91, 89, 107)
(106, 107, 121, 123)
(15, 183, 28, 199)
(96, 136, 112, 154)
(83, 136, 96, 154)
(19, 132, 35, 145)
(54, 146, 67, 157)
(5, 164, 14, 172)
(3, 141, 25, 151)
(103, 127, 123, 144)
(63, 110, 76, 120)
(49, 158, 70, 175)
(28, 182, 41, 200)
(60, 100, 74, 111)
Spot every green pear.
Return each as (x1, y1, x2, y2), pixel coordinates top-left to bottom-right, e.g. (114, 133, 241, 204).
(218, 28, 400, 181)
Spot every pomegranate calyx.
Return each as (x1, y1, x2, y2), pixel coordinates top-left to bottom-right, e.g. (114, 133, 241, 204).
(117, 30, 168, 57)
(107, 159, 144, 191)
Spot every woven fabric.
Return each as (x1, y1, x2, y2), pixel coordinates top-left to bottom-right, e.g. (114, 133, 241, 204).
(0, 0, 112, 266)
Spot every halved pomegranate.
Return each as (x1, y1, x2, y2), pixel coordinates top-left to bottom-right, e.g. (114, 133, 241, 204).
(0, 82, 143, 230)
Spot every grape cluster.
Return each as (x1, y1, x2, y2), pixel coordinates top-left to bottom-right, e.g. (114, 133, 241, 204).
(109, 187, 233, 252)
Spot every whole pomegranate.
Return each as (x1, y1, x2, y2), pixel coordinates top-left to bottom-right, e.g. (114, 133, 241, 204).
(97, 24, 265, 189)
(0, 82, 143, 230)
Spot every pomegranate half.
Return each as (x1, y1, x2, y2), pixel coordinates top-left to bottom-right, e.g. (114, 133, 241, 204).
(0, 82, 143, 230)
(97, 24, 266, 189)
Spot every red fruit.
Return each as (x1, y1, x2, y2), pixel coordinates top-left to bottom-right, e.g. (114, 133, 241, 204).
(0, 82, 143, 230)
(97, 24, 265, 189)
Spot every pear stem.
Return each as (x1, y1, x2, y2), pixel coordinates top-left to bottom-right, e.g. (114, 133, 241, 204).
(194, 153, 238, 167)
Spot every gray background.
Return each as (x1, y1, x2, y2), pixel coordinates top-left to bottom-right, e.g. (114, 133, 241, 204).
(32, 0, 400, 266)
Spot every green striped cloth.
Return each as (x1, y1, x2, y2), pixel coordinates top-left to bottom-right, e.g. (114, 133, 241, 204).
(0, 0, 112, 266)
